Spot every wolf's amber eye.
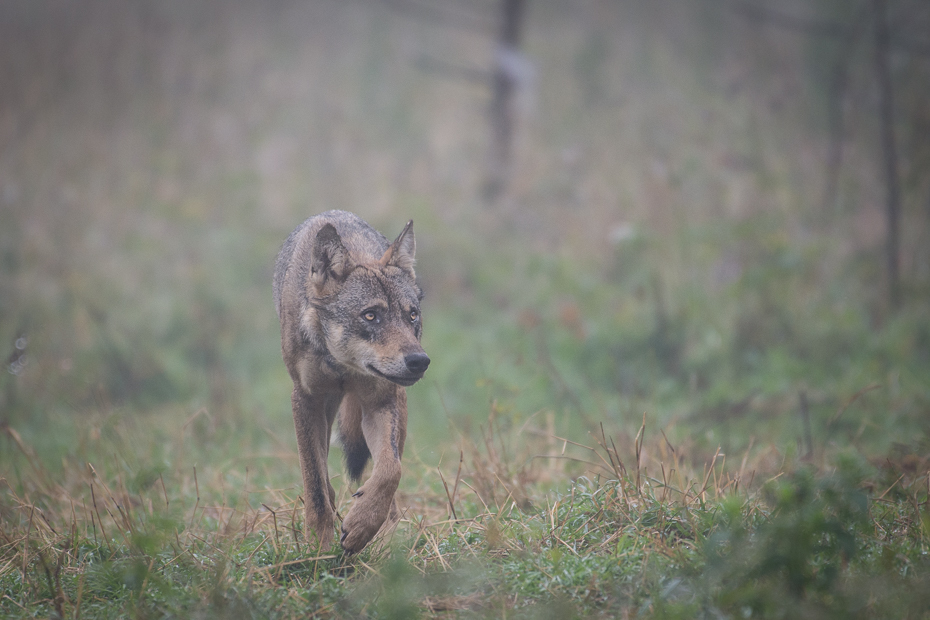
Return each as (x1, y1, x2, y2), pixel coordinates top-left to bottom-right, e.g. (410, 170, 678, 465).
(363, 310, 377, 322)
(409, 309, 419, 322)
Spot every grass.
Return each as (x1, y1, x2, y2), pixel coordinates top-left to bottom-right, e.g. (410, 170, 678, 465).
(2, 400, 929, 618)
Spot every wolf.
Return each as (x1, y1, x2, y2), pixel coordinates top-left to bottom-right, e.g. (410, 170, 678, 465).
(273, 210, 429, 553)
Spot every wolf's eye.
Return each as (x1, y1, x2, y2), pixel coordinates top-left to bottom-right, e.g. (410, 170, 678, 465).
(363, 310, 377, 322)
(409, 309, 419, 322)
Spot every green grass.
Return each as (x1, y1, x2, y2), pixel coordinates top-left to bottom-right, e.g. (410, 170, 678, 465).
(2, 413, 929, 618)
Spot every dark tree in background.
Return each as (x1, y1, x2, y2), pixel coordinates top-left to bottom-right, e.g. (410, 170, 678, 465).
(870, 0, 902, 310)
(399, 0, 928, 310)
(732, 0, 929, 313)
(386, 0, 532, 204)
(484, 0, 527, 203)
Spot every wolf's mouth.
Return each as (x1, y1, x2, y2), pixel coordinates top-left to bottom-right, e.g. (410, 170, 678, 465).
(367, 365, 424, 387)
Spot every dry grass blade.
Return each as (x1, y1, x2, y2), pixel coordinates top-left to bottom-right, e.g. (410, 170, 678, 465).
(878, 473, 905, 500)
(699, 447, 723, 501)
(437, 466, 458, 521)
(451, 450, 464, 512)
(634, 412, 647, 490)
(262, 503, 281, 548)
(596, 423, 624, 480)
(262, 555, 337, 571)
(531, 453, 611, 476)
(21, 506, 33, 585)
(460, 478, 490, 515)
(2, 426, 41, 474)
(422, 594, 482, 613)
(89, 483, 112, 555)
(829, 383, 882, 427)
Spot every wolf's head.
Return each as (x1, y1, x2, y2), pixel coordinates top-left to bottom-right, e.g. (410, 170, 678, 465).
(308, 220, 429, 386)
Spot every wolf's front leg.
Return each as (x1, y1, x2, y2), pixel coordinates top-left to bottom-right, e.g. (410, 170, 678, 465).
(340, 390, 408, 553)
(292, 387, 340, 550)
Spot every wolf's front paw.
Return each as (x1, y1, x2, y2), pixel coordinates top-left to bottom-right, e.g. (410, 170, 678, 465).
(340, 494, 392, 553)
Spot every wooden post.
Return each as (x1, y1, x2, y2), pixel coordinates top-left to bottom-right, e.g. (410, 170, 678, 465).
(484, 0, 526, 202)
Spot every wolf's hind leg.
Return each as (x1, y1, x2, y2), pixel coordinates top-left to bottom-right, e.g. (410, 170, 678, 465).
(340, 390, 408, 553)
(338, 393, 371, 482)
(291, 387, 340, 550)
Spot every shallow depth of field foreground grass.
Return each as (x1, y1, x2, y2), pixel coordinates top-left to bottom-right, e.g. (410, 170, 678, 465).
(2, 408, 929, 619)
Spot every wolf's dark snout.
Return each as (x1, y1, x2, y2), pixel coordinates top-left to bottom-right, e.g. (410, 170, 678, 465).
(404, 352, 430, 374)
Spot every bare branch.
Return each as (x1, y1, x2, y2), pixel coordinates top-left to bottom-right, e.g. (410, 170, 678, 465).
(414, 55, 491, 84)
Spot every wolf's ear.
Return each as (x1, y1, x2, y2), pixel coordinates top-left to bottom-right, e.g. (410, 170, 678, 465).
(311, 223, 351, 293)
(379, 220, 416, 276)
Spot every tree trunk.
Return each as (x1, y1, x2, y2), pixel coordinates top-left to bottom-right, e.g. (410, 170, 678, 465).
(484, 0, 526, 203)
(871, 0, 902, 310)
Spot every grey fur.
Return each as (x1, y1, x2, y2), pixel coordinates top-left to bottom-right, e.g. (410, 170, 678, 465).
(274, 210, 428, 553)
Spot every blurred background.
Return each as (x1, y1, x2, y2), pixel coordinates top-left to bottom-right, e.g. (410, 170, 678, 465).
(1, 0, 928, 470)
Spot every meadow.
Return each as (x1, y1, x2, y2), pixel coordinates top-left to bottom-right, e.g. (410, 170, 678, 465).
(1, 1, 929, 617)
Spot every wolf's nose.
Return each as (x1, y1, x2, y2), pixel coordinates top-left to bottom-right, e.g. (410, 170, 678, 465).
(404, 352, 430, 374)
